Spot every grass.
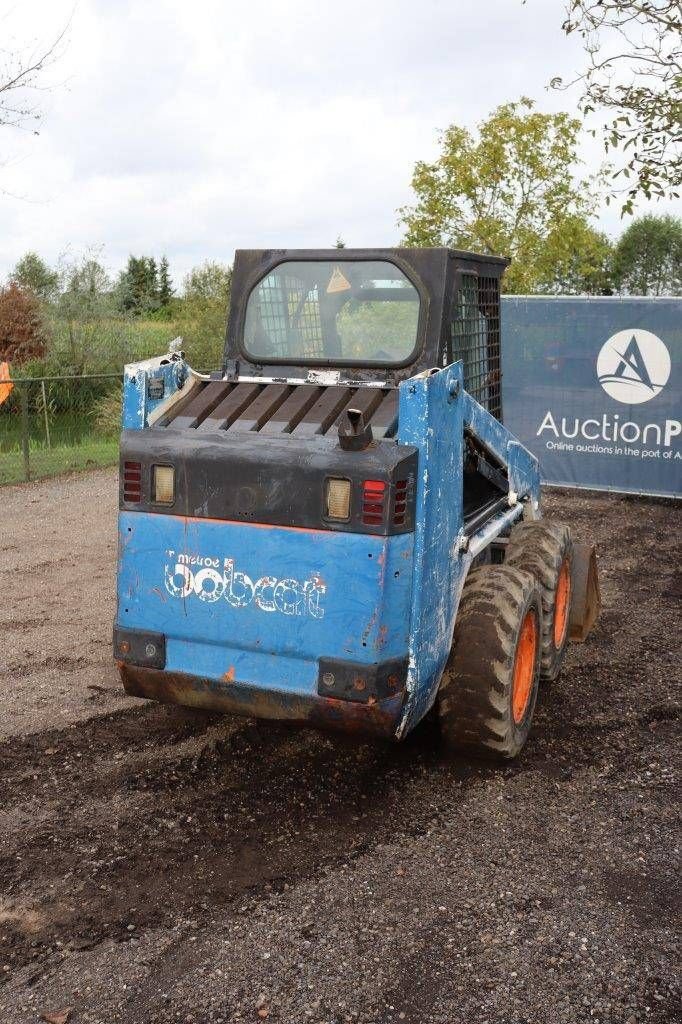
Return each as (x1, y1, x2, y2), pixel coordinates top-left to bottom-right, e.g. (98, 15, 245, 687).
(1, 403, 120, 486)
(0, 311, 223, 486)
(0, 438, 118, 485)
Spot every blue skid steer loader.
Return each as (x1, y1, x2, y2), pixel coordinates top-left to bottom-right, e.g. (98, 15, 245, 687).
(114, 249, 600, 758)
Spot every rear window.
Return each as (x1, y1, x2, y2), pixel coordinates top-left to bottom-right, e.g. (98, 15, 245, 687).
(243, 260, 420, 365)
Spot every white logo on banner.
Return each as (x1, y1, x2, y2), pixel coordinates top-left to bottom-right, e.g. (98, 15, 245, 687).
(597, 329, 671, 404)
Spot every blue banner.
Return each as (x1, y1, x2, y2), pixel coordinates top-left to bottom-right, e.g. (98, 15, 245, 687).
(501, 297, 681, 498)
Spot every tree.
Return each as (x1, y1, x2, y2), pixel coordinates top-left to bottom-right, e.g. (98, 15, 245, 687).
(0, 282, 46, 363)
(54, 253, 123, 372)
(63, 257, 111, 300)
(537, 218, 614, 295)
(1, 25, 67, 134)
(399, 98, 604, 293)
(550, 1, 681, 213)
(180, 261, 232, 368)
(612, 214, 682, 295)
(10, 251, 58, 300)
(117, 255, 160, 315)
(183, 261, 232, 305)
(158, 256, 173, 306)
(146, 257, 159, 302)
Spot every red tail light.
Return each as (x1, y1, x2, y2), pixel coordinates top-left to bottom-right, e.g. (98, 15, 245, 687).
(393, 479, 408, 525)
(362, 479, 386, 525)
(123, 461, 142, 502)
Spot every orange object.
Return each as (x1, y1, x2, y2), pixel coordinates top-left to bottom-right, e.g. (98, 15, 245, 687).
(0, 362, 13, 406)
(512, 609, 538, 723)
(553, 558, 571, 647)
(326, 265, 351, 294)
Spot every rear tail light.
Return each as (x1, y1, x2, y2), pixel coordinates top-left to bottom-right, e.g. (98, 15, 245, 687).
(325, 478, 352, 520)
(123, 461, 142, 502)
(153, 464, 175, 504)
(362, 479, 386, 525)
(393, 479, 408, 526)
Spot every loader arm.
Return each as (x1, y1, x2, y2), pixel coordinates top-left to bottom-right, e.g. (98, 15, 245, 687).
(462, 389, 540, 512)
(395, 363, 541, 737)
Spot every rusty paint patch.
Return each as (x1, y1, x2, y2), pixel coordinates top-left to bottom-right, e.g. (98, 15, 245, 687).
(120, 666, 404, 739)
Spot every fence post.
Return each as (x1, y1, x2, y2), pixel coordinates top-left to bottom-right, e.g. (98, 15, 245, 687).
(20, 383, 31, 482)
(40, 379, 51, 448)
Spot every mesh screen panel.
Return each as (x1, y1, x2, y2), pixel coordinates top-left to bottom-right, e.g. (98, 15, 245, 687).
(451, 274, 502, 420)
(254, 272, 326, 360)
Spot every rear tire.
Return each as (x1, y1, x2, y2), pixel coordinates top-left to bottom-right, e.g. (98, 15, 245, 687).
(438, 565, 542, 760)
(504, 520, 573, 682)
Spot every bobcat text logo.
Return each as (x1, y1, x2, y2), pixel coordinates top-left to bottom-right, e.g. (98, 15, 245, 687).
(164, 552, 325, 618)
(597, 329, 671, 405)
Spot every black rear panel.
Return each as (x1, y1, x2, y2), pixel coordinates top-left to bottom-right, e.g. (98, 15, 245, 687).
(120, 428, 417, 536)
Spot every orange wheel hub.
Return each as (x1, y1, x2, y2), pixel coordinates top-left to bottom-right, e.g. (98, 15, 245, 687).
(553, 559, 571, 648)
(512, 610, 537, 724)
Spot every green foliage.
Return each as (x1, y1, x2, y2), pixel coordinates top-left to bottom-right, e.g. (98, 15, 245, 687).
(158, 256, 174, 306)
(92, 383, 123, 436)
(179, 261, 232, 368)
(10, 252, 59, 300)
(337, 301, 419, 360)
(52, 254, 126, 373)
(552, 1, 681, 213)
(183, 261, 232, 304)
(116, 254, 172, 315)
(536, 218, 614, 295)
(399, 98, 605, 294)
(612, 214, 682, 295)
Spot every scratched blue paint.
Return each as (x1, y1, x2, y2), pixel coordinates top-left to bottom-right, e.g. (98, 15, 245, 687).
(122, 356, 188, 430)
(397, 363, 467, 734)
(395, 365, 542, 736)
(116, 510, 414, 696)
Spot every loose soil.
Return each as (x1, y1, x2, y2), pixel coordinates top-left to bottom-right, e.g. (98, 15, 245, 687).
(0, 469, 679, 1024)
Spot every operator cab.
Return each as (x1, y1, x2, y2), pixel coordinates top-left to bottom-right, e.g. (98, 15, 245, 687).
(223, 247, 511, 529)
(223, 248, 507, 398)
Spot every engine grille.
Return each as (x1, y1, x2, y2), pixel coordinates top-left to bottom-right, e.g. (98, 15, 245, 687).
(157, 382, 399, 438)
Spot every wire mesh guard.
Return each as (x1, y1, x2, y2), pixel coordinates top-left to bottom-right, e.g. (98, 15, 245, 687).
(250, 271, 326, 360)
(451, 275, 503, 420)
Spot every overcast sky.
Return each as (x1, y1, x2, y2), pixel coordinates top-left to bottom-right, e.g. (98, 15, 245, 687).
(0, 0, 677, 290)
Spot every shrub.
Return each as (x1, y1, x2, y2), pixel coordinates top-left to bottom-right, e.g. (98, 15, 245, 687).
(92, 384, 123, 436)
(0, 282, 47, 364)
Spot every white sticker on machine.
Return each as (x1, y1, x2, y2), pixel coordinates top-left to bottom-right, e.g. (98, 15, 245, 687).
(164, 551, 326, 618)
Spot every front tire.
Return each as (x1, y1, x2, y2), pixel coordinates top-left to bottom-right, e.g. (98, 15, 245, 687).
(504, 520, 573, 682)
(438, 565, 542, 760)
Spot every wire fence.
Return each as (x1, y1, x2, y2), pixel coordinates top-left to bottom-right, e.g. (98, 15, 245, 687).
(0, 373, 123, 486)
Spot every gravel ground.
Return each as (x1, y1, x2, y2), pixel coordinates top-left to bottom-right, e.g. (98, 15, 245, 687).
(0, 468, 679, 1024)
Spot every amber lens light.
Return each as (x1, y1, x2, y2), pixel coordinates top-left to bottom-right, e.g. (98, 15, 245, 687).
(326, 478, 351, 520)
(153, 465, 175, 504)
